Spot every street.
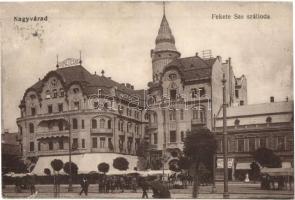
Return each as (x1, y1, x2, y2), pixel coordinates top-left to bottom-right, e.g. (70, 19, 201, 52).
(3, 182, 294, 199)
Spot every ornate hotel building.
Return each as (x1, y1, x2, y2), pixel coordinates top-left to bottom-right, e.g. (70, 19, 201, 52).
(17, 7, 292, 173)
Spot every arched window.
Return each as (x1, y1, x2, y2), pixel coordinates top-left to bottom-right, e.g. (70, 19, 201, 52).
(100, 119, 105, 128)
(72, 118, 78, 129)
(234, 119, 240, 126)
(29, 123, 34, 133)
(45, 90, 51, 99)
(107, 120, 111, 129)
(92, 119, 97, 129)
(266, 117, 272, 123)
(60, 88, 65, 97)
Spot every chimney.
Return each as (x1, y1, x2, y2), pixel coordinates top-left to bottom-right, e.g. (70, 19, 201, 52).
(195, 52, 198, 57)
(228, 57, 231, 66)
(270, 96, 274, 103)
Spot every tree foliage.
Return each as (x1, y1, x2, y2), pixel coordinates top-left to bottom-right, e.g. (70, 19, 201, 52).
(178, 157, 191, 170)
(250, 162, 260, 181)
(169, 159, 181, 172)
(252, 148, 282, 168)
(98, 162, 110, 174)
(63, 162, 79, 175)
(44, 168, 51, 176)
(183, 128, 217, 198)
(50, 159, 64, 172)
(113, 157, 129, 171)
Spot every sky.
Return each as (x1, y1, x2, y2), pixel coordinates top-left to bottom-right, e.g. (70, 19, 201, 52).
(0, 1, 293, 132)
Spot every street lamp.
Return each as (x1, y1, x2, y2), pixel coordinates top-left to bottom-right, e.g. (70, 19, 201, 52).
(222, 74, 229, 199)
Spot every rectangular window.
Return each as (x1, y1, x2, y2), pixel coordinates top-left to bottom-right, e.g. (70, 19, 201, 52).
(237, 139, 244, 152)
(170, 131, 176, 143)
(48, 105, 53, 113)
(31, 107, 36, 116)
(217, 140, 223, 153)
(81, 120, 85, 129)
(73, 138, 78, 149)
(180, 109, 184, 120)
(74, 101, 80, 110)
(92, 138, 97, 148)
(59, 139, 64, 150)
(235, 90, 239, 98)
(100, 137, 105, 148)
(30, 142, 34, 152)
(181, 131, 185, 142)
(82, 139, 85, 148)
(240, 101, 244, 106)
(199, 87, 205, 97)
(277, 136, 285, 151)
(153, 133, 158, 144)
(58, 103, 63, 112)
(49, 141, 53, 150)
(249, 138, 256, 152)
(191, 88, 197, 98)
(170, 89, 177, 100)
(38, 142, 41, 151)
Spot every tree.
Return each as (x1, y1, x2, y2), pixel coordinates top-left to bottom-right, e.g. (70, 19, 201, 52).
(169, 159, 181, 172)
(252, 148, 282, 168)
(178, 157, 191, 171)
(113, 157, 129, 171)
(63, 162, 79, 175)
(98, 162, 110, 174)
(44, 168, 51, 176)
(51, 159, 64, 173)
(50, 159, 63, 197)
(183, 128, 217, 198)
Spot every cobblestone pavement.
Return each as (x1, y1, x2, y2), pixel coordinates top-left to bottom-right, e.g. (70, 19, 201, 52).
(3, 182, 294, 199)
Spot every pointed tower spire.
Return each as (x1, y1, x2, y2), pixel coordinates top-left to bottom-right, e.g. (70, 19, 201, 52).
(151, 2, 180, 82)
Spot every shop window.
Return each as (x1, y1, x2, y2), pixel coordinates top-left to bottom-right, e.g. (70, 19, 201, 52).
(82, 139, 85, 148)
(58, 104, 63, 112)
(100, 137, 105, 148)
(49, 141, 53, 150)
(92, 138, 97, 148)
(48, 105, 53, 113)
(59, 139, 64, 150)
(153, 133, 158, 144)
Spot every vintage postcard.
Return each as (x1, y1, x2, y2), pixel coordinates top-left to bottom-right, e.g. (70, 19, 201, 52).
(1, 1, 293, 199)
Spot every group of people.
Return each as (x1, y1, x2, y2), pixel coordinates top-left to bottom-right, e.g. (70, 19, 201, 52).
(261, 174, 293, 190)
(79, 175, 171, 198)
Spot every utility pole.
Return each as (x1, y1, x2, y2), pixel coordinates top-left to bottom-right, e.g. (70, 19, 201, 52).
(212, 115, 216, 193)
(222, 74, 229, 199)
(68, 116, 73, 192)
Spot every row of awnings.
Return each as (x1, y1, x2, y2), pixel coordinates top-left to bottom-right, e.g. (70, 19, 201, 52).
(219, 161, 292, 170)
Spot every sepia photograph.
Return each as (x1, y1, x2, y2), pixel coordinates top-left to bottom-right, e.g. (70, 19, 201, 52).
(0, 1, 293, 199)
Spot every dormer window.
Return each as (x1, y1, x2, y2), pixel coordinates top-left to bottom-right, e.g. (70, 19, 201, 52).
(73, 88, 79, 94)
(169, 73, 177, 81)
(46, 90, 51, 99)
(60, 89, 65, 97)
(53, 89, 58, 98)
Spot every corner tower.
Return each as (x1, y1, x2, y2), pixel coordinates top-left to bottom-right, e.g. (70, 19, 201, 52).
(151, 4, 180, 82)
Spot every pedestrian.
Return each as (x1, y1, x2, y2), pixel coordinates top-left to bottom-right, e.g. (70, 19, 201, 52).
(79, 176, 89, 196)
(27, 174, 36, 195)
(140, 178, 149, 198)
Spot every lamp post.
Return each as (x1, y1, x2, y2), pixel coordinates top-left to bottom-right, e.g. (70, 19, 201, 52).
(222, 74, 229, 199)
(68, 117, 73, 192)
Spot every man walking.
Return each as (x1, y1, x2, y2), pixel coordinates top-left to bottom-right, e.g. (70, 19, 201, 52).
(79, 176, 89, 196)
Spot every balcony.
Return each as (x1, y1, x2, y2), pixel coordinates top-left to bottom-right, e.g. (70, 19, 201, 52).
(90, 128, 113, 135)
(147, 122, 158, 130)
(37, 148, 88, 156)
(36, 130, 69, 139)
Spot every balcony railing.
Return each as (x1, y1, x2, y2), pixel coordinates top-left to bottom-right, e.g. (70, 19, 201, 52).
(36, 130, 69, 138)
(90, 128, 113, 135)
